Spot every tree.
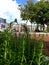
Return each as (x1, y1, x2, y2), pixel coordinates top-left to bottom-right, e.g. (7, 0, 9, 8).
(21, 0, 49, 31)
(14, 18, 18, 24)
(9, 22, 13, 29)
(21, 0, 35, 23)
(21, 0, 36, 31)
(35, 1, 49, 30)
(40, 0, 49, 2)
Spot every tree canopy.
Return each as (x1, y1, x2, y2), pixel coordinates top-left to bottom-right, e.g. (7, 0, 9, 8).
(21, 0, 49, 25)
(21, 0, 35, 23)
(35, 0, 49, 25)
(14, 18, 17, 23)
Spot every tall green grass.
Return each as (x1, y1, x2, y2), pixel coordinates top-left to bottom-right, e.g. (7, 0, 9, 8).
(0, 28, 49, 65)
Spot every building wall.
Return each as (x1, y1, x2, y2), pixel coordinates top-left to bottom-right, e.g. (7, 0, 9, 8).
(0, 18, 6, 23)
(0, 18, 7, 31)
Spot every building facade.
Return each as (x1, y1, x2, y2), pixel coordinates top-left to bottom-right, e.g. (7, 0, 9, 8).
(0, 18, 8, 32)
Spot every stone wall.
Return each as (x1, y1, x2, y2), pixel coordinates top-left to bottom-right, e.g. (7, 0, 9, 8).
(29, 33, 49, 56)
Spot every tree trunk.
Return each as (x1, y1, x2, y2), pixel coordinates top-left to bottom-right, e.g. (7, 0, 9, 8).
(31, 24, 32, 32)
(35, 24, 39, 32)
(43, 24, 44, 31)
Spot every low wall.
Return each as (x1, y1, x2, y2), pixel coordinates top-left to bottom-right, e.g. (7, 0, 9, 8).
(16, 32, 49, 56)
(29, 33, 49, 42)
(29, 33, 49, 56)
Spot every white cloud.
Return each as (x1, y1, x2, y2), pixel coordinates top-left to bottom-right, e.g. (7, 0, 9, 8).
(0, 0, 21, 23)
(37, 0, 40, 1)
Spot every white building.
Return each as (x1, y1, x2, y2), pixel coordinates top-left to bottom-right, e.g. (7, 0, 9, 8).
(0, 18, 8, 32)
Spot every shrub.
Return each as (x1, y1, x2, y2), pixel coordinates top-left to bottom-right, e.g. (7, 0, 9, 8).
(0, 28, 49, 65)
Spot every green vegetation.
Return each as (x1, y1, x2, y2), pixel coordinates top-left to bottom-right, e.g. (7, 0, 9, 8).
(21, 0, 34, 23)
(0, 28, 49, 65)
(13, 18, 18, 24)
(21, 0, 49, 31)
(0, 0, 49, 64)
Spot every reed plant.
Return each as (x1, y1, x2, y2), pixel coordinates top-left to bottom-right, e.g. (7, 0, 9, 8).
(0, 27, 49, 65)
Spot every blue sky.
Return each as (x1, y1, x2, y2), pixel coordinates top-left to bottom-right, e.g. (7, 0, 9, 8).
(16, 0, 38, 6)
(16, 0, 26, 6)
(0, 0, 40, 23)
